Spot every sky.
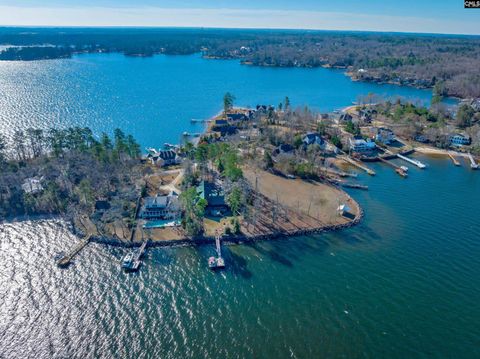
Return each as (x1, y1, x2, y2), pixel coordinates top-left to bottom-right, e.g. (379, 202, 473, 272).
(0, 1, 479, 35)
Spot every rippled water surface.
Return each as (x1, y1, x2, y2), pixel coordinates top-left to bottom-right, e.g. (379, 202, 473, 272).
(1, 156, 480, 358)
(0, 53, 442, 148)
(0, 54, 477, 358)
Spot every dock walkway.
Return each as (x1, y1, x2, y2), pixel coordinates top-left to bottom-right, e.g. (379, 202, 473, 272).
(397, 154, 426, 169)
(341, 156, 376, 176)
(57, 235, 91, 267)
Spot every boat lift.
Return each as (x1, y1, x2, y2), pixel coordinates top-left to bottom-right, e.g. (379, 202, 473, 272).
(208, 233, 225, 270)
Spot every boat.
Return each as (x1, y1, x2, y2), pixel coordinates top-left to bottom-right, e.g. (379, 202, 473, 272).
(400, 166, 409, 172)
(122, 251, 141, 271)
(208, 256, 225, 269)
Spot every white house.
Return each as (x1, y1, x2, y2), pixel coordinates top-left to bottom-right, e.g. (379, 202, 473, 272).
(349, 136, 376, 153)
(21, 177, 44, 195)
(139, 193, 181, 221)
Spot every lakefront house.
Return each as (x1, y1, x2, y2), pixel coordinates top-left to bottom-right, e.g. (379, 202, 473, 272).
(139, 193, 181, 220)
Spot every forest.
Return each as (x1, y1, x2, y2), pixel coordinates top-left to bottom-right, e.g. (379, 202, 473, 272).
(0, 127, 142, 219)
(1, 28, 479, 98)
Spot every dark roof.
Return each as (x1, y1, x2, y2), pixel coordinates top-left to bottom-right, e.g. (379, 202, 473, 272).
(158, 150, 176, 160)
(95, 200, 110, 211)
(214, 119, 228, 126)
(227, 113, 248, 121)
(197, 181, 226, 207)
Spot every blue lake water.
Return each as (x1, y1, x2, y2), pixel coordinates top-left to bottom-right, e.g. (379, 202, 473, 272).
(0, 54, 478, 359)
(0, 53, 442, 148)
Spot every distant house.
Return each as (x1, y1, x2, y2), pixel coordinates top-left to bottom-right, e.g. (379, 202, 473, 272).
(273, 144, 294, 157)
(302, 132, 325, 147)
(197, 180, 229, 216)
(227, 113, 249, 122)
(21, 177, 44, 195)
(256, 104, 274, 114)
(148, 150, 180, 167)
(375, 127, 396, 145)
(339, 113, 353, 122)
(415, 134, 428, 143)
(139, 193, 181, 220)
(94, 200, 110, 214)
(349, 136, 376, 153)
(450, 134, 471, 147)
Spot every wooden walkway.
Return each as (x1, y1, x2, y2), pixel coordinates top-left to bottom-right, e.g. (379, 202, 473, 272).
(57, 235, 91, 267)
(448, 152, 461, 166)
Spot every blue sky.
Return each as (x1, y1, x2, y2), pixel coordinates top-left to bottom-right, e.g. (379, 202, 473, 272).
(0, 0, 479, 35)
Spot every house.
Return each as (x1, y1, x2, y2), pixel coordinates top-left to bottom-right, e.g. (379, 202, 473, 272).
(349, 136, 376, 153)
(227, 113, 248, 122)
(339, 113, 353, 122)
(148, 150, 180, 167)
(94, 200, 110, 214)
(375, 127, 396, 145)
(139, 193, 181, 220)
(415, 134, 428, 143)
(197, 180, 229, 216)
(273, 144, 294, 157)
(302, 132, 325, 147)
(21, 177, 44, 195)
(450, 134, 471, 147)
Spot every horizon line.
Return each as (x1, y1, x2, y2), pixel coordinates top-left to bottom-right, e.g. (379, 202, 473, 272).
(1, 25, 479, 38)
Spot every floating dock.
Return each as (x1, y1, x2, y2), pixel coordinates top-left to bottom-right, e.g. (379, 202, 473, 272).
(56, 235, 91, 267)
(397, 154, 426, 169)
(468, 153, 479, 170)
(448, 152, 461, 166)
(208, 234, 225, 270)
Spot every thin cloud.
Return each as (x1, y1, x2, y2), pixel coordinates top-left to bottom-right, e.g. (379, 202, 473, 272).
(0, 6, 478, 35)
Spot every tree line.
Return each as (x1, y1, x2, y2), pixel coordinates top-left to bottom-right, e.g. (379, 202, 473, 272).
(0, 127, 141, 218)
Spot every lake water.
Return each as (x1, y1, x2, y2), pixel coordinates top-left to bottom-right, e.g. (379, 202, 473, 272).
(0, 54, 478, 358)
(1, 156, 479, 358)
(0, 53, 442, 148)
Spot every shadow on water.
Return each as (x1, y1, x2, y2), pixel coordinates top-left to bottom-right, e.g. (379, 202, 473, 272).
(227, 249, 253, 279)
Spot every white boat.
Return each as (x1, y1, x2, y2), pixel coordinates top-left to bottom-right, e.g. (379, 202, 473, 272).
(400, 166, 409, 172)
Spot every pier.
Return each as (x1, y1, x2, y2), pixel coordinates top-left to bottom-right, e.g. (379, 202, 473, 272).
(208, 234, 225, 269)
(397, 154, 426, 169)
(468, 153, 479, 169)
(448, 152, 461, 166)
(342, 156, 376, 176)
(378, 157, 408, 177)
(56, 235, 91, 267)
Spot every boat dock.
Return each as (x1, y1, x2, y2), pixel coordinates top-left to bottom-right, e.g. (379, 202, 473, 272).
(122, 240, 149, 272)
(208, 234, 225, 270)
(468, 153, 479, 169)
(342, 156, 376, 176)
(56, 235, 91, 267)
(397, 154, 426, 169)
(191, 118, 212, 123)
(378, 157, 408, 177)
(448, 152, 461, 166)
